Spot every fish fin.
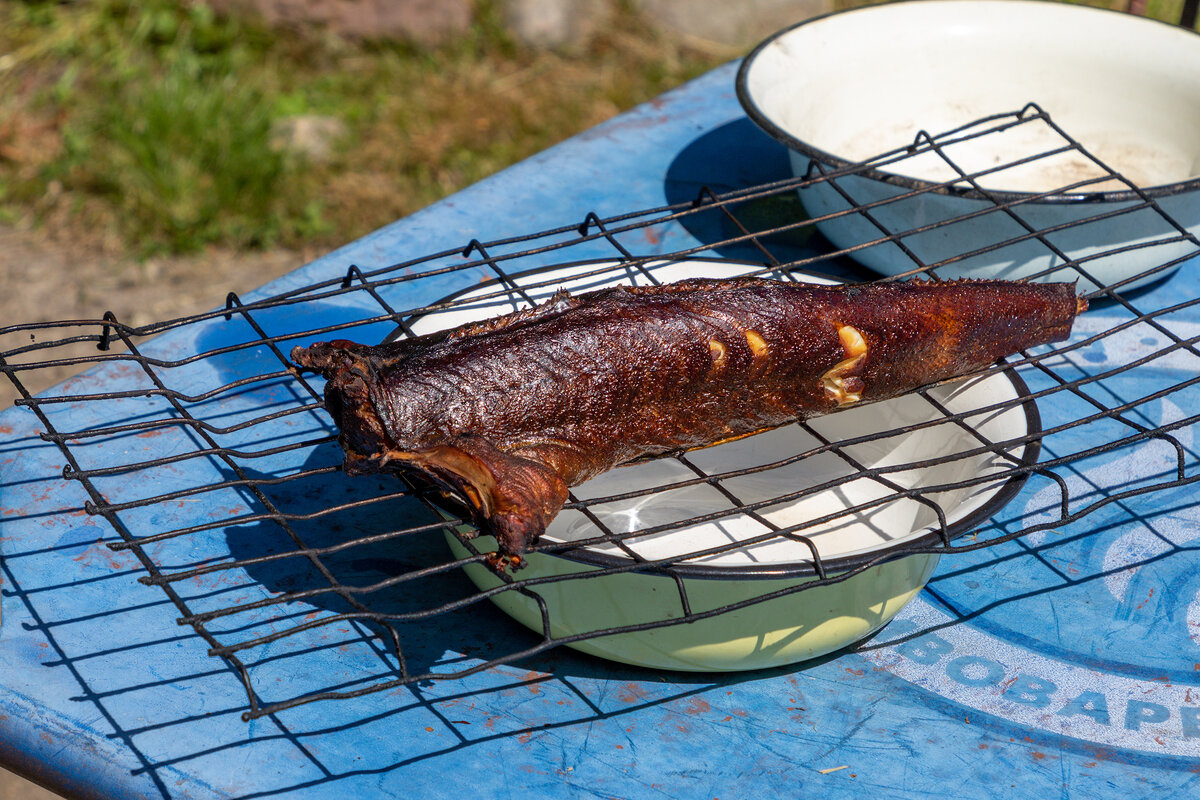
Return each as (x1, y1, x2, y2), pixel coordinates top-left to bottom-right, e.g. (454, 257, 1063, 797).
(444, 288, 579, 342)
(820, 324, 869, 407)
(386, 434, 568, 571)
(290, 290, 579, 374)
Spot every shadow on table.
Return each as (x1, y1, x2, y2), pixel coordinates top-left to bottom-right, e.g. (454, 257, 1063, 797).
(662, 117, 874, 282)
(221, 441, 763, 688)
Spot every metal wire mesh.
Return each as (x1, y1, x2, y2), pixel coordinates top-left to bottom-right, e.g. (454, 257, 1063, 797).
(3, 104, 1199, 721)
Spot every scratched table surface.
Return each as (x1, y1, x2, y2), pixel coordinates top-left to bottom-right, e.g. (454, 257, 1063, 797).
(3, 61, 1200, 799)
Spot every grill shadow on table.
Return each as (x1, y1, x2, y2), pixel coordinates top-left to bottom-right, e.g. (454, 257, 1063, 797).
(218, 442, 856, 694)
(0, 442, 817, 797)
(219, 442, 533, 684)
(0, 460, 862, 799)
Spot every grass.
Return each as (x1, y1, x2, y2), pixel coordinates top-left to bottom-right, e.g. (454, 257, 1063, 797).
(64, 7, 302, 250)
(0, 0, 724, 255)
(0, 0, 1195, 256)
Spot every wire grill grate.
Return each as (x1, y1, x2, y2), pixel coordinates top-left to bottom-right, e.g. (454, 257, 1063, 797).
(3, 105, 1200, 720)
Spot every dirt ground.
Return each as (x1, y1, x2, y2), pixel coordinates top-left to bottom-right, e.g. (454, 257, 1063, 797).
(0, 223, 311, 798)
(0, 770, 57, 800)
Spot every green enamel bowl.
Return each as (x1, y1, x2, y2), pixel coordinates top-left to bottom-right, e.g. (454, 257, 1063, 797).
(444, 531, 940, 671)
(413, 258, 1039, 671)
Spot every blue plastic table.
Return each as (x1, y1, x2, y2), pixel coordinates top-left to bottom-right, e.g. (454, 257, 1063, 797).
(3, 61, 1200, 799)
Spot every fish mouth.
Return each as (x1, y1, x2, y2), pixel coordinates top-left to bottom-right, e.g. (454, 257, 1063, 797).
(292, 341, 399, 475)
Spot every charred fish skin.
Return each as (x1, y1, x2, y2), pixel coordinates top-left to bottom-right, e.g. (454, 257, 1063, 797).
(292, 277, 1085, 571)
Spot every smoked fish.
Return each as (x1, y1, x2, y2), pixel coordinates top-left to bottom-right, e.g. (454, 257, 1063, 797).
(292, 277, 1085, 570)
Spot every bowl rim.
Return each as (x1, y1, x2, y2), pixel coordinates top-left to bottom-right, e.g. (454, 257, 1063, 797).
(395, 256, 1044, 581)
(734, 0, 1200, 206)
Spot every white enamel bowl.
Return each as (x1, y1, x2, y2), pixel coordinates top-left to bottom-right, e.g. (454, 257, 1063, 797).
(736, 0, 1200, 292)
(414, 259, 1039, 671)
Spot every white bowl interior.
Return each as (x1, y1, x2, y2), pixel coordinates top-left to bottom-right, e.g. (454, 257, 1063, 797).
(410, 259, 1034, 571)
(743, 0, 1200, 191)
